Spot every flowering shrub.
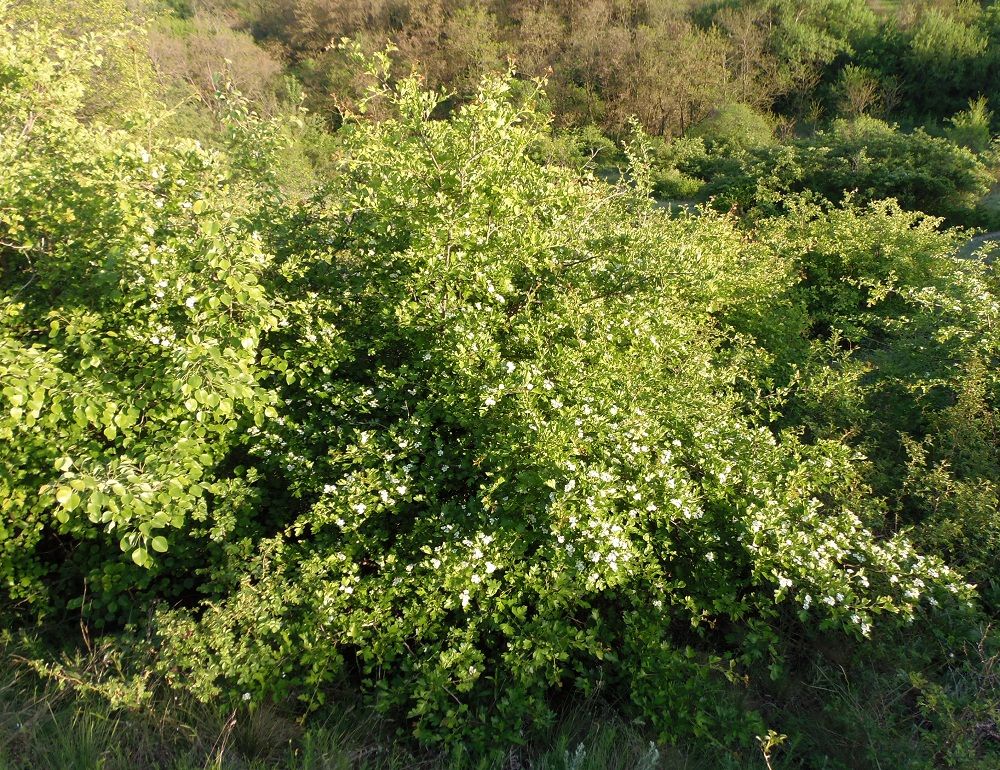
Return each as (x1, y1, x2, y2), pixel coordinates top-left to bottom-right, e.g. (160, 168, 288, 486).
(155, 72, 974, 746)
(0, 20, 283, 616)
(1, 22, 993, 754)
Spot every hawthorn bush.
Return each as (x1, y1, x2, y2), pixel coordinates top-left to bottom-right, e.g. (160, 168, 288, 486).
(765, 200, 1000, 603)
(2, 19, 997, 758)
(0, 19, 284, 617)
(150, 67, 975, 746)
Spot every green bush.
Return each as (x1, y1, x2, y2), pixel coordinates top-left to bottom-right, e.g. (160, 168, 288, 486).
(648, 136, 709, 200)
(0, 20, 284, 616)
(3, 14, 999, 763)
(148, 67, 970, 750)
(904, 9, 990, 118)
(766, 199, 1000, 598)
(946, 96, 994, 153)
(689, 103, 777, 150)
(679, 116, 994, 224)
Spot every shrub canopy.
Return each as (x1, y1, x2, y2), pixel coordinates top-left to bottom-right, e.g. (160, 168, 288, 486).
(1, 19, 996, 753)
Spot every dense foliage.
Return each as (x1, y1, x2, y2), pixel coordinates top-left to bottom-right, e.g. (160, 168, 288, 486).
(211, 0, 1000, 136)
(657, 115, 997, 225)
(2, 3, 1000, 767)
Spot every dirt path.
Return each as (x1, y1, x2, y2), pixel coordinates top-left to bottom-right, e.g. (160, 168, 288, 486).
(958, 231, 1000, 263)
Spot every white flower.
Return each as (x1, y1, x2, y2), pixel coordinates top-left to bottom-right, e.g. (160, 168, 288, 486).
(353, 503, 366, 514)
(460, 590, 471, 608)
(242, 692, 251, 702)
(485, 562, 497, 574)
(484, 396, 496, 407)
(185, 296, 197, 308)
(471, 574, 482, 584)
(505, 361, 516, 373)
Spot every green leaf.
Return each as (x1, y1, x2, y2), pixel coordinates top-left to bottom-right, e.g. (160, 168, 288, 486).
(56, 486, 73, 505)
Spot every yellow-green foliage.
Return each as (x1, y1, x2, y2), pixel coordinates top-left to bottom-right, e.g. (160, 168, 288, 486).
(4, 0, 157, 123)
(1, 11, 999, 764)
